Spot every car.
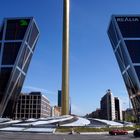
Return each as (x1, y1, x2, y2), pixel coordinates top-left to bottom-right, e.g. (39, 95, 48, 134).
(109, 129, 128, 135)
(133, 129, 140, 137)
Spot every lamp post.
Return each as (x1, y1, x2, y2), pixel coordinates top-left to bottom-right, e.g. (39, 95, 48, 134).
(61, 0, 70, 115)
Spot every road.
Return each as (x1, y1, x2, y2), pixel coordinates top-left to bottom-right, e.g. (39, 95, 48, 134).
(0, 132, 137, 140)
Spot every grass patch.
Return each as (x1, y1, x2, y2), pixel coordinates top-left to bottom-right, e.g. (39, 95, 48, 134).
(56, 127, 109, 133)
(56, 125, 140, 133)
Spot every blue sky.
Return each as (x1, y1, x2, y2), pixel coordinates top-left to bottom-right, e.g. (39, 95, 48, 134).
(1, 0, 140, 115)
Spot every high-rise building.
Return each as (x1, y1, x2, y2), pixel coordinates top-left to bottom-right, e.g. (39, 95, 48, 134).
(100, 89, 115, 120)
(114, 97, 122, 121)
(0, 17, 39, 118)
(108, 15, 140, 120)
(58, 90, 62, 107)
(14, 92, 51, 119)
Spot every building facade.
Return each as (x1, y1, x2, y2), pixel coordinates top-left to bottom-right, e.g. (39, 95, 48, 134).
(108, 15, 140, 120)
(51, 106, 61, 117)
(100, 89, 116, 120)
(122, 108, 136, 122)
(114, 97, 122, 121)
(87, 108, 101, 119)
(14, 92, 51, 119)
(58, 90, 62, 107)
(0, 17, 39, 118)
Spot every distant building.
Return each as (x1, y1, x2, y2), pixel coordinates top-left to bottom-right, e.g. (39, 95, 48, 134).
(100, 89, 115, 120)
(122, 108, 136, 122)
(14, 92, 51, 119)
(108, 15, 140, 120)
(51, 106, 61, 117)
(114, 97, 122, 121)
(69, 97, 71, 115)
(58, 90, 62, 107)
(0, 17, 39, 118)
(87, 108, 101, 119)
(93, 108, 102, 118)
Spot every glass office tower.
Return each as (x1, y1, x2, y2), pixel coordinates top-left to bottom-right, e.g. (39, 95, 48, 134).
(0, 17, 39, 118)
(108, 15, 140, 120)
(58, 90, 62, 107)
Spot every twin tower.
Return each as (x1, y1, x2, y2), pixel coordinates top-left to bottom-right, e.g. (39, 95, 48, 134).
(0, 0, 70, 118)
(0, 18, 39, 118)
(1, 14, 140, 120)
(108, 15, 140, 120)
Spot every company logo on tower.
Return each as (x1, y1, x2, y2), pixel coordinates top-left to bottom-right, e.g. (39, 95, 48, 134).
(116, 17, 139, 22)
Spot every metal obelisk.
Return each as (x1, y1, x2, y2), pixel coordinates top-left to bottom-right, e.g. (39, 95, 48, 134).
(61, 0, 70, 115)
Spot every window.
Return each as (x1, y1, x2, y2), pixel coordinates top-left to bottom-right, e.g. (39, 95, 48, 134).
(116, 17, 140, 38)
(22, 100, 25, 104)
(18, 44, 30, 69)
(115, 49, 125, 72)
(22, 96, 25, 99)
(26, 96, 29, 100)
(33, 100, 36, 104)
(26, 100, 29, 104)
(5, 19, 30, 40)
(123, 70, 138, 95)
(0, 43, 1, 55)
(108, 21, 119, 49)
(125, 40, 140, 63)
(0, 68, 12, 102)
(119, 42, 130, 67)
(2, 42, 21, 65)
(26, 110, 29, 113)
(33, 110, 36, 113)
(135, 66, 140, 83)
(0, 25, 4, 40)
(28, 23, 39, 48)
(23, 53, 32, 73)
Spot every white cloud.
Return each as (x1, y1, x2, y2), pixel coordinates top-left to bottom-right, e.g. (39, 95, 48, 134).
(22, 86, 56, 95)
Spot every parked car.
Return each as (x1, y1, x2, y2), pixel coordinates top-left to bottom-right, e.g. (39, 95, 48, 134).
(133, 129, 140, 137)
(109, 129, 128, 135)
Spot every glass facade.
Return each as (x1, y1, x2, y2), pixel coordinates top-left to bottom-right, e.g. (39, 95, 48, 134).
(108, 15, 140, 120)
(58, 90, 62, 107)
(0, 17, 39, 118)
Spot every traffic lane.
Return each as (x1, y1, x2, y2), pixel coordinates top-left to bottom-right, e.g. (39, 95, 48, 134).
(0, 132, 137, 140)
(59, 134, 137, 140)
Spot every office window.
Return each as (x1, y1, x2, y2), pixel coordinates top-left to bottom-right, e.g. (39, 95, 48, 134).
(116, 17, 140, 38)
(2, 42, 21, 65)
(5, 19, 30, 40)
(0, 68, 12, 93)
(135, 66, 140, 82)
(108, 21, 119, 49)
(0, 43, 1, 54)
(125, 40, 140, 63)
(28, 23, 39, 48)
(0, 25, 4, 40)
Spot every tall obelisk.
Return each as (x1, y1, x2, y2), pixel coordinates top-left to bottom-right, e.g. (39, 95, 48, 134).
(61, 0, 70, 115)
